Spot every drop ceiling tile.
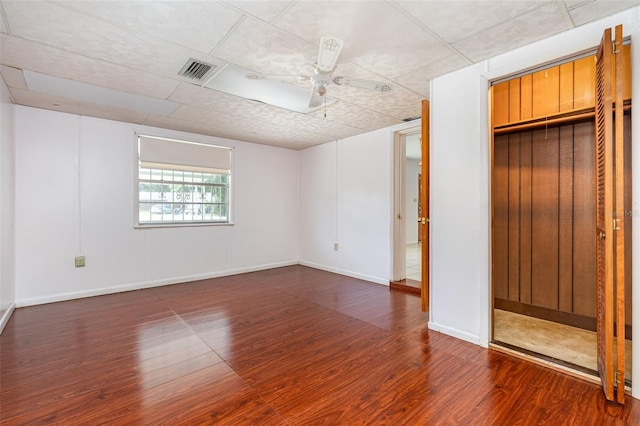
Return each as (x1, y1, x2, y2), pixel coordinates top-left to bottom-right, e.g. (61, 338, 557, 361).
(0, 34, 180, 99)
(398, 1, 544, 44)
(564, 0, 596, 9)
(0, 64, 27, 89)
(169, 82, 258, 113)
(568, 0, 640, 25)
(171, 89, 360, 140)
(308, 100, 402, 131)
(58, 0, 243, 54)
(143, 114, 288, 147)
(453, 2, 570, 62)
(10, 88, 151, 124)
(214, 16, 316, 76)
(2, 1, 219, 79)
(169, 104, 336, 145)
(274, 1, 452, 79)
(147, 111, 316, 149)
(170, 83, 306, 124)
(0, 11, 6, 34)
(224, 1, 294, 23)
(328, 83, 424, 122)
(170, 82, 365, 139)
(393, 53, 471, 97)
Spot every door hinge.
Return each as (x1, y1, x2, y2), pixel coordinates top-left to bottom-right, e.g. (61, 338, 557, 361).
(613, 218, 621, 231)
(615, 371, 622, 386)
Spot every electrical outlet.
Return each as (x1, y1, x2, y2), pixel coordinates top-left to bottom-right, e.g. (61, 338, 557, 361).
(75, 256, 85, 268)
(334, 243, 339, 251)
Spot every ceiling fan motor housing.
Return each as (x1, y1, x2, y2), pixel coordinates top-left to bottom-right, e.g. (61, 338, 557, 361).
(312, 73, 332, 88)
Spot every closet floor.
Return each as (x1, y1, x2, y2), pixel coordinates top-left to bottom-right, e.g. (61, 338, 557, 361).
(493, 309, 632, 382)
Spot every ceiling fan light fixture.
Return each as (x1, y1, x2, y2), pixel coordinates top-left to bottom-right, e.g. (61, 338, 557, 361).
(207, 63, 335, 114)
(316, 36, 344, 73)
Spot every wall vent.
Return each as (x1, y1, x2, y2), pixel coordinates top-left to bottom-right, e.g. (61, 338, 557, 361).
(178, 59, 220, 81)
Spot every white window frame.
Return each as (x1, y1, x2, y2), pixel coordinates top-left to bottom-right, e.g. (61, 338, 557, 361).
(134, 133, 234, 228)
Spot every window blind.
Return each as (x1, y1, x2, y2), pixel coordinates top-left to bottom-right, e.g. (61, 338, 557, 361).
(138, 135, 231, 174)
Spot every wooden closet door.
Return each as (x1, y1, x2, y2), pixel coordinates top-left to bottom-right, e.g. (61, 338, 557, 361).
(420, 100, 430, 312)
(595, 24, 625, 405)
(613, 24, 626, 404)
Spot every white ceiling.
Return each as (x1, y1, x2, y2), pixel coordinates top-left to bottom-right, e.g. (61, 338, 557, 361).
(1, 1, 638, 150)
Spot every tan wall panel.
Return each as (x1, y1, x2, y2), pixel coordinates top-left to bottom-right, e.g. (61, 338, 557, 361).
(532, 70, 548, 119)
(572, 121, 596, 317)
(545, 66, 560, 115)
(558, 126, 574, 313)
(493, 135, 510, 299)
(531, 128, 559, 310)
(509, 79, 521, 123)
(519, 133, 533, 305)
(520, 74, 533, 121)
(573, 56, 596, 110)
(559, 62, 574, 113)
(493, 82, 510, 127)
(508, 135, 521, 301)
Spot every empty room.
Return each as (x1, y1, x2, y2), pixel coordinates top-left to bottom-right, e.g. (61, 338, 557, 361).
(2, 1, 640, 424)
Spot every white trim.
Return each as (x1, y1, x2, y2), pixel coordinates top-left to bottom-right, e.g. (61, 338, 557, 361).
(391, 130, 407, 282)
(428, 321, 485, 347)
(298, 260, 389, 286)
(0, 302, 15, 334)
(14, 261, 298, 308)
(477, 74, 491, 348)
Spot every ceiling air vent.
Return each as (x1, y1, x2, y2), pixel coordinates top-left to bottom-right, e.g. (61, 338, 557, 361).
(178, 58, 221, 82)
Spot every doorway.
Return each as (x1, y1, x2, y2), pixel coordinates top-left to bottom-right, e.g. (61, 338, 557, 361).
(391, 127, 422, 295)
(490, 33, 632, 396)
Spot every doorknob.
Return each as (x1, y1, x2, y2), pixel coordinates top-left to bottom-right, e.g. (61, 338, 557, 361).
(598, 231, 606, 240)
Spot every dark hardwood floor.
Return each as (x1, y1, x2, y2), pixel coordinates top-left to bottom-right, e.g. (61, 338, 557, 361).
(2, 265, 639, 424)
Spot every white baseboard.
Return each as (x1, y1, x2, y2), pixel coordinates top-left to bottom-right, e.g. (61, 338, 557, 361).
(15, 260, 298, 307)
(0, 302, 15, 334)
(428, 321, 481, 346)
(298, 260, 389, 286)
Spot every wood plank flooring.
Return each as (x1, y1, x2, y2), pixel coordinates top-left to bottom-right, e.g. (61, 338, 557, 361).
(2, 265, 640, 424)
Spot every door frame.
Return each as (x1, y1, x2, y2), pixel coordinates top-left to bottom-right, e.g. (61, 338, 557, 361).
(391, 126, 421, 283)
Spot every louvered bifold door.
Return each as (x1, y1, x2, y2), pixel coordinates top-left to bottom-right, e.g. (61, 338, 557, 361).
(613, 24, 626, 405)
(595, 24, 626, 404)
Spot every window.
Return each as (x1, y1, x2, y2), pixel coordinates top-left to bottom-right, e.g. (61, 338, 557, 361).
(136, 135, 232, 226)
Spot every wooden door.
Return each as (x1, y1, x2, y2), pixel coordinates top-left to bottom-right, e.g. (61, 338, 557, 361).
(420, 100, 430, 312)
(595, 24, 625, 404)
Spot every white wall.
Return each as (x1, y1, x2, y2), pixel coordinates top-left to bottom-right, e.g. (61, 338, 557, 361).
(299, 122, 418, 284)
(429, 62, 490, 344)
(429, 7, 640, 396)
(14, 107, 299, 305)
(299, 129, 387, 283)
(0, 74, 16, 333)
(405, 158, 420, 245)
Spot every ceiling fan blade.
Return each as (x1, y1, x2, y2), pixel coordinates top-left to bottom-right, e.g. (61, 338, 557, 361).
(316, 36, 344, 73)
(333, 76, 392, 92)
(308, 87, 324, 109)
(246, 72, 310, 83)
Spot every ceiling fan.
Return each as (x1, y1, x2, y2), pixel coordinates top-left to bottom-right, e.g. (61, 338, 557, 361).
(245, 36, 392, 109)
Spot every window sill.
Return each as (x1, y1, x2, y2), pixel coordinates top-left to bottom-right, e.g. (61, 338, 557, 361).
(135, 222, 235, 229)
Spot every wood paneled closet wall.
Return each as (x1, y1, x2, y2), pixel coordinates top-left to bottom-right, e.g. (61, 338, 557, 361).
(492, 47, 632, 334)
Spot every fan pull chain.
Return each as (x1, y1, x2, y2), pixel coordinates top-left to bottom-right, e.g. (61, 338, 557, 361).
(324, 95, 327, 118)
